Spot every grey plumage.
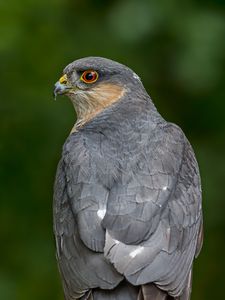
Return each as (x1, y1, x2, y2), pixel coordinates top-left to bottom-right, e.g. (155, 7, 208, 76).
(53, 57, 203, 300)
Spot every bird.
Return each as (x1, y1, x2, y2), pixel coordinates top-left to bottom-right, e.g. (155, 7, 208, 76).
(53, 57, 203, 300)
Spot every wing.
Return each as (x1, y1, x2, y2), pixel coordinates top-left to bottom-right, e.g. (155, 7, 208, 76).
(53, 135, 123, 299)
(102, 123, 203, 298)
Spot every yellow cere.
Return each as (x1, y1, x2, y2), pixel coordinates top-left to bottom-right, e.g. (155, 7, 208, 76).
(59, 74, 68, 84)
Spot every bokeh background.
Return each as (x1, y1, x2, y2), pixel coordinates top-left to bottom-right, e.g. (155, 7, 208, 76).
(1, 0, 225, 299)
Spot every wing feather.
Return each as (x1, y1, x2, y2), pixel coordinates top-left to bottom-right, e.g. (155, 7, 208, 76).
(103, 124, 202, 297)
(53, 157, 122, 300)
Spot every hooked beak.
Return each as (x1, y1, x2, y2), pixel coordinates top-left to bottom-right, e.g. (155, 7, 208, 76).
(53, 74, 72, 100)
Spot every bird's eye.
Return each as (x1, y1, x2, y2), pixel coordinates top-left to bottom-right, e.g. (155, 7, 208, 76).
(81, 70, 98, 83)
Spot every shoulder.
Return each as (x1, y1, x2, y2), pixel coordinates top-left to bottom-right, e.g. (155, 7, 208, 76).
(61, 131, 94, 165)
(60, 130, 112, 183)
(155, 122, 189, 162)
(145, 121, 186, 157)
(162, 122, 199, 168)
(162, 122, 185, 142)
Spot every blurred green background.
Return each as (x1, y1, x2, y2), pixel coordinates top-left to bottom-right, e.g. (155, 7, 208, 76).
(0, 0, 225, 299)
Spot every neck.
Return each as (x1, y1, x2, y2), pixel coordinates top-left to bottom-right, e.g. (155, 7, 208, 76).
(69, 83, 125, 133)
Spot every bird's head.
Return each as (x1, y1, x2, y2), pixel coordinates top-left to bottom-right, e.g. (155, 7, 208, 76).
(54, 57, 143, 130)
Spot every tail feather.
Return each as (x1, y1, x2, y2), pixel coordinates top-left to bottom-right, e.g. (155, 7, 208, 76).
(138, 284, 168, 300)
(82, 270, 192, 300)
(91, 281, 139, 300)
(175, 269, 192, 300)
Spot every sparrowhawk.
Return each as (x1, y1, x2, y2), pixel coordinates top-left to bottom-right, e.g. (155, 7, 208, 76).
(53, 57, 203, 300)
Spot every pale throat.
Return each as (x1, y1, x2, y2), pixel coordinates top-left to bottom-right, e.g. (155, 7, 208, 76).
(69, 83, 125, 133)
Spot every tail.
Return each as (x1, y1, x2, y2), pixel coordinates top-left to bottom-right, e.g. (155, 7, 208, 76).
(82, 270, 192, 300)
(84, 281, 139, 299)
(82, 282, 168, 300)
(138, 269, 192, 300)
(138, 284, 168, 300)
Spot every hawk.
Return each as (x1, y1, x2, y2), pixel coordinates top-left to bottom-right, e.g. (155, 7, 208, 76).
(53, 57, 203, 300)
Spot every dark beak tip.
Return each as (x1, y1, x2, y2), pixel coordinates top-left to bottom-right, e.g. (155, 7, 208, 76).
(53, 86, 59, 100)
(53, 91, 57, 100)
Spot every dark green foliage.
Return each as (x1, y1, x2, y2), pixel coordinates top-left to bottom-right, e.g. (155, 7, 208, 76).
(0, 1, 224, 299)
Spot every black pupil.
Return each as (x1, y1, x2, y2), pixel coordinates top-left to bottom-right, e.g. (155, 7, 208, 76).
(85, 72, 94, 81)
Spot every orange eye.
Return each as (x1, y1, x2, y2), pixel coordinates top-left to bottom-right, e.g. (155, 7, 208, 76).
(81, 70, 98, 83)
